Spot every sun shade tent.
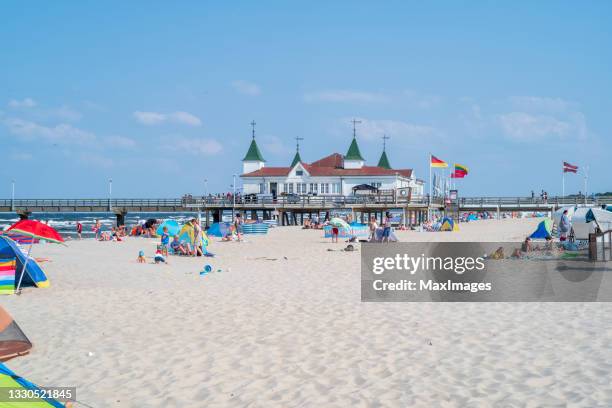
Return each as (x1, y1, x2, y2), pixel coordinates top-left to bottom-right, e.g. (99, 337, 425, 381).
(0, 362, 66, 407)
(206, 222, 232, 237)
(529, 219, 553, 239)
(569, 208, 612, 240)
(0, 236, 49, 289)
(156, 220, 180, 237)
(440, 217, 459, 232)
(0, 306, 32, 362)
(466, 214, 478, 221)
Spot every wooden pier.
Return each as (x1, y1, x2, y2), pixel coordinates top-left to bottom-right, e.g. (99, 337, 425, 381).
(0, 196, 610, 226)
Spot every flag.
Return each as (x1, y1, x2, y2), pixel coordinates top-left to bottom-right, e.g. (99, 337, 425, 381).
(452, 163, 468, 178)
(430, 155, 448, 168)
(563, 161, 578, 173)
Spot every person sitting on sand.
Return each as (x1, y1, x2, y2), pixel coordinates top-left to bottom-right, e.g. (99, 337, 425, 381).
(170, 235, 187, 255)
(490, 247, 505, 260)
(521, 237, 532, 253)
(137, 250, 146, 263)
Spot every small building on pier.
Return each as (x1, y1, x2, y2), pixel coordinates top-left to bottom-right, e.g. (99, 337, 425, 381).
(240, 132, 424, 198)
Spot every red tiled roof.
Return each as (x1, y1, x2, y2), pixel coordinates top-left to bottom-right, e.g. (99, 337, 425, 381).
(310, 153, 343, 168)
(241, 167, 291, 177)
(241, 152, 412, 178)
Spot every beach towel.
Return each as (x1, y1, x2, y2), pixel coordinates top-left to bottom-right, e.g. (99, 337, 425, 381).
(0, 259, 16, 295)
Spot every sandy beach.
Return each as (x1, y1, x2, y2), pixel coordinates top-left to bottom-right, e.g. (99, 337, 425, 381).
(2, 218, 612, 407)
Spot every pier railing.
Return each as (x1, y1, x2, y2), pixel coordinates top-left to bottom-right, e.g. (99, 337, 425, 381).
(0, 195, 610, 211)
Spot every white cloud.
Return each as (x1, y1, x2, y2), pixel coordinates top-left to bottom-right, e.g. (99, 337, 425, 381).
(163, 137, 223, 155)
(134, 111, 166, 125)
(509, 96, 572, 113)
(10, 152, 33, 161)
(4, 118, 96, 145)
(106, 136, 136, 149)
(78, 153, 114, 168)
(53, 105, 82, 121)
(304, 90, 388, 103)
(171, 111, 202, 126)
(261, 135, 293, 156)
(403, 90, 442, 109)
(231, 80, 261, 96)
(8, 98, 37, 108)
(133, 111, 202, 126)
(339, 117, 440, 142)
(497, 112, 572, 141)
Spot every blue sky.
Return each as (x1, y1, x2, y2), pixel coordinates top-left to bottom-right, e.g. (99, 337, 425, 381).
(1, 1, 610, 198)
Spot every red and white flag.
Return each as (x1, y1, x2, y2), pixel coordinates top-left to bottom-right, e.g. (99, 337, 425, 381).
(563, 161, 578, 173)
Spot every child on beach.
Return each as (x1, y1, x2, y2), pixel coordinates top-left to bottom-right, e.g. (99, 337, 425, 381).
(331, 226, 339, 243)
(160, 226, 170, 256)
(137, 250, 146, 263)
(170, 235, 187, 255)
(369, 216, 378, 241)
(154, 245, 167, 264)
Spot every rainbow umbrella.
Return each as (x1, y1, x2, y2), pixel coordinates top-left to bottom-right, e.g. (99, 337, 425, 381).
(6, 220, 64, 244)
(5, 220, 64, 294)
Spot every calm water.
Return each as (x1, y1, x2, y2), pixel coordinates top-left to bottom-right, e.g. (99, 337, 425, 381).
(0, 209, 407, 239)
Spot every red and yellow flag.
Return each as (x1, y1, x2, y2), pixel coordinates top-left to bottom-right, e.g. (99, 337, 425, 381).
(430, 155, 448, 168)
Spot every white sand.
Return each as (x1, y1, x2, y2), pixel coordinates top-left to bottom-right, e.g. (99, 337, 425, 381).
(2, 218, 612, 407)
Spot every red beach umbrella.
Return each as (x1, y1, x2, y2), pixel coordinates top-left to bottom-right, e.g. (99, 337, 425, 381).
(5, 220, 64, 294)
(6, 220, 64, 244)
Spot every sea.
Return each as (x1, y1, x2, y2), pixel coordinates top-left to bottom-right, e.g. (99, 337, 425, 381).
(0, 209, 406, 239)
(0, 211, 229, 239)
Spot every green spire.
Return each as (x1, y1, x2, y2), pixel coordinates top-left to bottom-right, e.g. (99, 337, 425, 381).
(377, 150, 391, 169)
(290, 151, 302, 167)
(291, 136, 304, 167)
(243, 120, 265, 162)
(345, 137, 365, 161)
(242, 138, 265, 162)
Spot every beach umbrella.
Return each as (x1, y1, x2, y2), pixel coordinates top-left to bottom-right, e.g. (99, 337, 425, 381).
(329, 217, 350, 229)
(5, 220, 64, 294)
(6, 220, 64, 244)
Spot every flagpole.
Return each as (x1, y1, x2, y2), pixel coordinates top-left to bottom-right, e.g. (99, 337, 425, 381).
(428, 153, 432, 221)
(584, 165, 589, 205)
(562, 161, 565, 199)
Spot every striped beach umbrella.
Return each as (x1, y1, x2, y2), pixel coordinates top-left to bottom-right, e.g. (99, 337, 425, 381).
(6, 220, 64, 244)
(5, 220, 64, 294)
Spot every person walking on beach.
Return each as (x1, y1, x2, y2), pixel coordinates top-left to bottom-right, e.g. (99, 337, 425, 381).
(93, 219, 101, 240)
(382, 212, 392, 243)
(234, 213, 244, 242)
(76, 220, 83, 239)
(369, 216, 378, 242)
(192, 218, 203, 256)
(559, 209, 571, 241)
